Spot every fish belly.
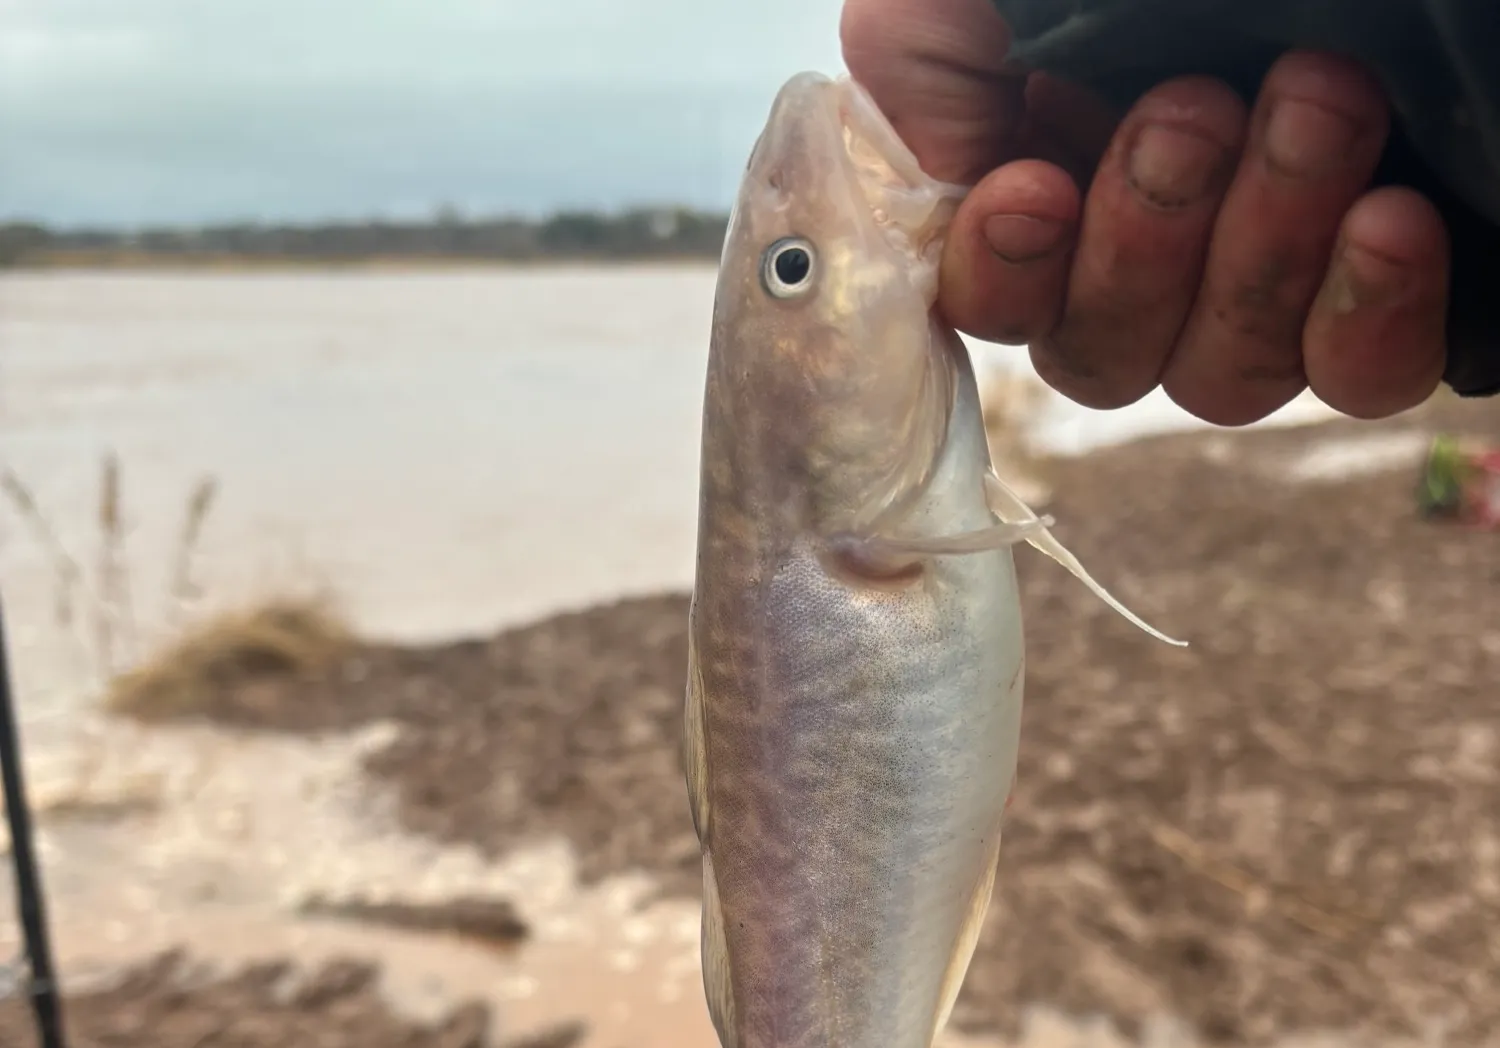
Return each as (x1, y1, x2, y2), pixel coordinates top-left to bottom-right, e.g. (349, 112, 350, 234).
(703, 548, 1023, 1048)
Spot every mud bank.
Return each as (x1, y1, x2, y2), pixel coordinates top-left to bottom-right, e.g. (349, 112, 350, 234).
(45, 392, 1494, 1047)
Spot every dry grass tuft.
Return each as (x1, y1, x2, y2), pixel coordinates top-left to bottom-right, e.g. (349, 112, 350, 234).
(104, 598, 354, 723)
(0, 453, 348, 726)
(0, 455, 222, 683)
(1, 466, 91, 630)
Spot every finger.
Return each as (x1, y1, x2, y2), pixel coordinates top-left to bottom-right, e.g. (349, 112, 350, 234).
(939, 159, 1081, 344)
(1162, 52, 1391, 425)
(840, 0, 1023, 183)
(1304, 187, 1450, 418)
(1030, 76, 1248, 408)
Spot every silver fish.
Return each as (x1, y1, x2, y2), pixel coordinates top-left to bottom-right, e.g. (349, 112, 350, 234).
(685, 70, 1184, 1048)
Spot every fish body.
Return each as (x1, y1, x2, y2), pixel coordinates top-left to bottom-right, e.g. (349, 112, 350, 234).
(685, 71, 1181, 1048)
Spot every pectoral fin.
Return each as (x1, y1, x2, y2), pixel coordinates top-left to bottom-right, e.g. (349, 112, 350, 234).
(835, 517, 1053, 577)
(984, 471, 1187, 647)
(683, 638, 710, 843)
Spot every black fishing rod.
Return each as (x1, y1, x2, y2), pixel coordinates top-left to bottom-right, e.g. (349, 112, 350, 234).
(0, 597, 66, 1048)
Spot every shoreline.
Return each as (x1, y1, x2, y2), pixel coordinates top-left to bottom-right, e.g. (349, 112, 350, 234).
(1, 254, 723, 274)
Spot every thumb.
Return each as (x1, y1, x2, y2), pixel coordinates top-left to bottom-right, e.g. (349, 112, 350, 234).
(840, 0, 1025, 185)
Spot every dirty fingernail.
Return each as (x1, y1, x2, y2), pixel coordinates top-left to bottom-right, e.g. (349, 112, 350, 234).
(1265, 98, 1361, 176)
(1126, 124, 1229, 208)
(1322, 243, 1413, 316)
(983, 214, 1069, 265)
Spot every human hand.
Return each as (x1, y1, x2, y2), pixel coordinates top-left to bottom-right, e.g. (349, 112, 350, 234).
(841, 0, 1453, 424)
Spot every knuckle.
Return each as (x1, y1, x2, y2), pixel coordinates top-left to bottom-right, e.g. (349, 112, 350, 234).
(1031, 329, 1158, 410)
(1032, 332, 1102, 385)
(1211, 252, 1318, 346)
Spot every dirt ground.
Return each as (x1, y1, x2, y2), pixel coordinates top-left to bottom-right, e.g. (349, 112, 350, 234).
(0, 950, 586, 1048)
(104, 393, 1500, 1046)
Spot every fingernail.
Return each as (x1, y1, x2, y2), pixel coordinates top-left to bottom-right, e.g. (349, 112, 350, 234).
(1126, 124, 1229, 208)
(984, 214, 1068, 265)
(1322, 243, 1411, 316)
(1264, 98, 1361, 177)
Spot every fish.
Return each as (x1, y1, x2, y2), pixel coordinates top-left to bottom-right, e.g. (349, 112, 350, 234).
(684, 70, 1185, 1048)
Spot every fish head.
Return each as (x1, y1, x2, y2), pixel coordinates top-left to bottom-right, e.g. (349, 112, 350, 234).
(707, 71, 968, 538)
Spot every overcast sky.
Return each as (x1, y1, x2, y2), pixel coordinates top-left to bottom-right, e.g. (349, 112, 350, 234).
(0, 0, 848, 227)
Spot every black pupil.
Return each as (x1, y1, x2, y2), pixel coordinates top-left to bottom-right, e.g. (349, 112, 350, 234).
(774, 246, 811, 286)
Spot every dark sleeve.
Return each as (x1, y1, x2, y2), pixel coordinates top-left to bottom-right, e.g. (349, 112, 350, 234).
(1446, 341, 1500, 400)
(1444, 218, 1500, 397)
(990, 0, 1500, 397)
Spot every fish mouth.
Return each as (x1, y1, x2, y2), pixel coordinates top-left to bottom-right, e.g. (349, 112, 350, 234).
(746, 73, 969, 260)
(831, 75, 969, 264)
(832, 76, 940, 195)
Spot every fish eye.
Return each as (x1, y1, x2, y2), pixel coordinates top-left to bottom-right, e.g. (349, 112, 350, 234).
(761, 237, 816, 299)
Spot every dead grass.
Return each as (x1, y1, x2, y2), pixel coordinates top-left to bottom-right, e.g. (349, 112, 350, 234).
(0, 452, 354, 780)
(104, 598, 354, 722)
(0, 455, 219, 685)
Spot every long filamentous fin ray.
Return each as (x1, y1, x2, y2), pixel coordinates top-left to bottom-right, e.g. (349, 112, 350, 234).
(984, 471, 1188, 648)
(855, 517, 1053, 559)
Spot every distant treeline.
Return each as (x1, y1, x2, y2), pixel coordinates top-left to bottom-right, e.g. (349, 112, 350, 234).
(0, 206, 732, 267)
